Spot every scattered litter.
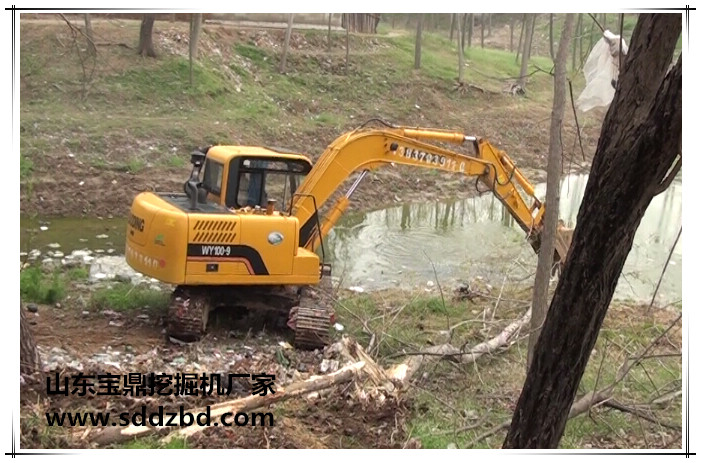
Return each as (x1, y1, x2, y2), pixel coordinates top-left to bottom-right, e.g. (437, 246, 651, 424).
(349, 286, 365, 293)
(108, 320, 124, 327)
(96, 234, 109, 239)
(47, 243, 61, 249)
(319, 359, 339, 374)
(39, 226, 49, 231)
(333, 323, 344, 332)
(278, 341, 293, 349)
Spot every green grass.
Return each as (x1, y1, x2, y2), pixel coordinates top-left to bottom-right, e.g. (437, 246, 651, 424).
(66, 266, 90, 281)
(89, 282, 170, 313)
(20, 266, 66, 304)
(335, 286, 681, 449)
(118, 436, 189, 449)
(106, 57, 232, 105)
(20, 153, 33, 179)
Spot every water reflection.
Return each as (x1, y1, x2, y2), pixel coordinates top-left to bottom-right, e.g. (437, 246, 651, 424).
(19, 174, 681, 304)
(327, 174, 682, 304)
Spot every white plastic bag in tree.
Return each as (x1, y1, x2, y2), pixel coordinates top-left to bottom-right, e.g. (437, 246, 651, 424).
(576, 30, 629, 112)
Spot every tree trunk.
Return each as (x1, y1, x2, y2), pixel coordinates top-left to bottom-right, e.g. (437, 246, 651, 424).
(189, 13, 203, 61)
(504, 14, 682, 448)
(279, 14, 294, 73)
(137, 14, 157, 58)
(578, 13, 585, 68)
(345, 23, 350, 75)
(20, 303, 41, 376)
(487, 13, 492, 37)
(188, 13, 202, 86)
(460, 14, 467, 50)
(527, 14, 575, 370)
(480, 15, 485, 48)
(518, 15, 536, 88)
(549, 14, 555, 60)
(328, 14, 332, 52)
(509, 15, 515, 52)
(467, 13, 474, 48)
(84, 13, 95, 56)
(414, 14, 424, 70)
(457, 15, 465, 83)
(449, 13, 456, 41)
(516, 14, 526, 63)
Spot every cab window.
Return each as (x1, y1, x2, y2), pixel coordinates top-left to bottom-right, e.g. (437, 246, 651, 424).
(234, 158, 309, 211)
(202, 159, 224, 196)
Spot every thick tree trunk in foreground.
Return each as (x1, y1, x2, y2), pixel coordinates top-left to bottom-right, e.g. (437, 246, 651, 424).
(527, 14, 575, 370)
(504, 13, 682, 448)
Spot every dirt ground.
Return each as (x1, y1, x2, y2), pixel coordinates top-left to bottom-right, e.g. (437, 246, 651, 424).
(21, 299, 411, 449)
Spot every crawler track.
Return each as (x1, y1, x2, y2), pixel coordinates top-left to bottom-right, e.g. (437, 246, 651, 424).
(166, 281, 335, 350)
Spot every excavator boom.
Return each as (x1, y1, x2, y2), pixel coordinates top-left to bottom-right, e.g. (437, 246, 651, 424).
(291, 122, 556, 261)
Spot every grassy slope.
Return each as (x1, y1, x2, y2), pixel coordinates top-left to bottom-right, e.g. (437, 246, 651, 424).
(19, 17, 582, 184)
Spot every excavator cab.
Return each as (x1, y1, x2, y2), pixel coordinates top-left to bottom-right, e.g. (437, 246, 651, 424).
(184, 146, 313, 213)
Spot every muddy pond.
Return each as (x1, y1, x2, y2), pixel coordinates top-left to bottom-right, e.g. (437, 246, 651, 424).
(21, 174, 682, 305)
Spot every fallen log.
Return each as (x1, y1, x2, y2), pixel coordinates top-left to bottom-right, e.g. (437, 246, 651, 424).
(87, 360, 366, 446)
(387, 308, 532, 388)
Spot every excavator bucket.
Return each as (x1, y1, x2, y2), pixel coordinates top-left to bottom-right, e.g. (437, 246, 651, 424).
(553, 220, 575, 275)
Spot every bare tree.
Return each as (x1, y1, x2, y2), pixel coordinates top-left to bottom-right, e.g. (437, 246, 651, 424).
(345, 22, 350, 75)
(449, 13, 456, 42)
(504, 13, 682, 448)
(509, 15, 515, 52)
(457, 14, 465, 84)
(20, 303, 41, 376)
(414, 14, 424, 69)
(517, 15, 536, 89)
(279, 14, 294, 73)
(137, 14, 157, 57)
(84, 14, 95, 56)
(480, 15, 485, 48)
(516, 13, 526, 63)
(527, 14, 575, 370)
(328, 13, 332, 52)
(572, 13, 582, 70)
(467, 13, 474, 48)
(549, 14, 555, 60)
(189, 13, 203, 86)
(189, 14, 203, 61)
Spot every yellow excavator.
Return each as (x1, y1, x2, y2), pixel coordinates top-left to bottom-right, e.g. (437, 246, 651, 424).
(125, 120, 571, 348)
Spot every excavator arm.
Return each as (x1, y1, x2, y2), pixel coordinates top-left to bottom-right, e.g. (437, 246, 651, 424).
(290, 121, 565, 262)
